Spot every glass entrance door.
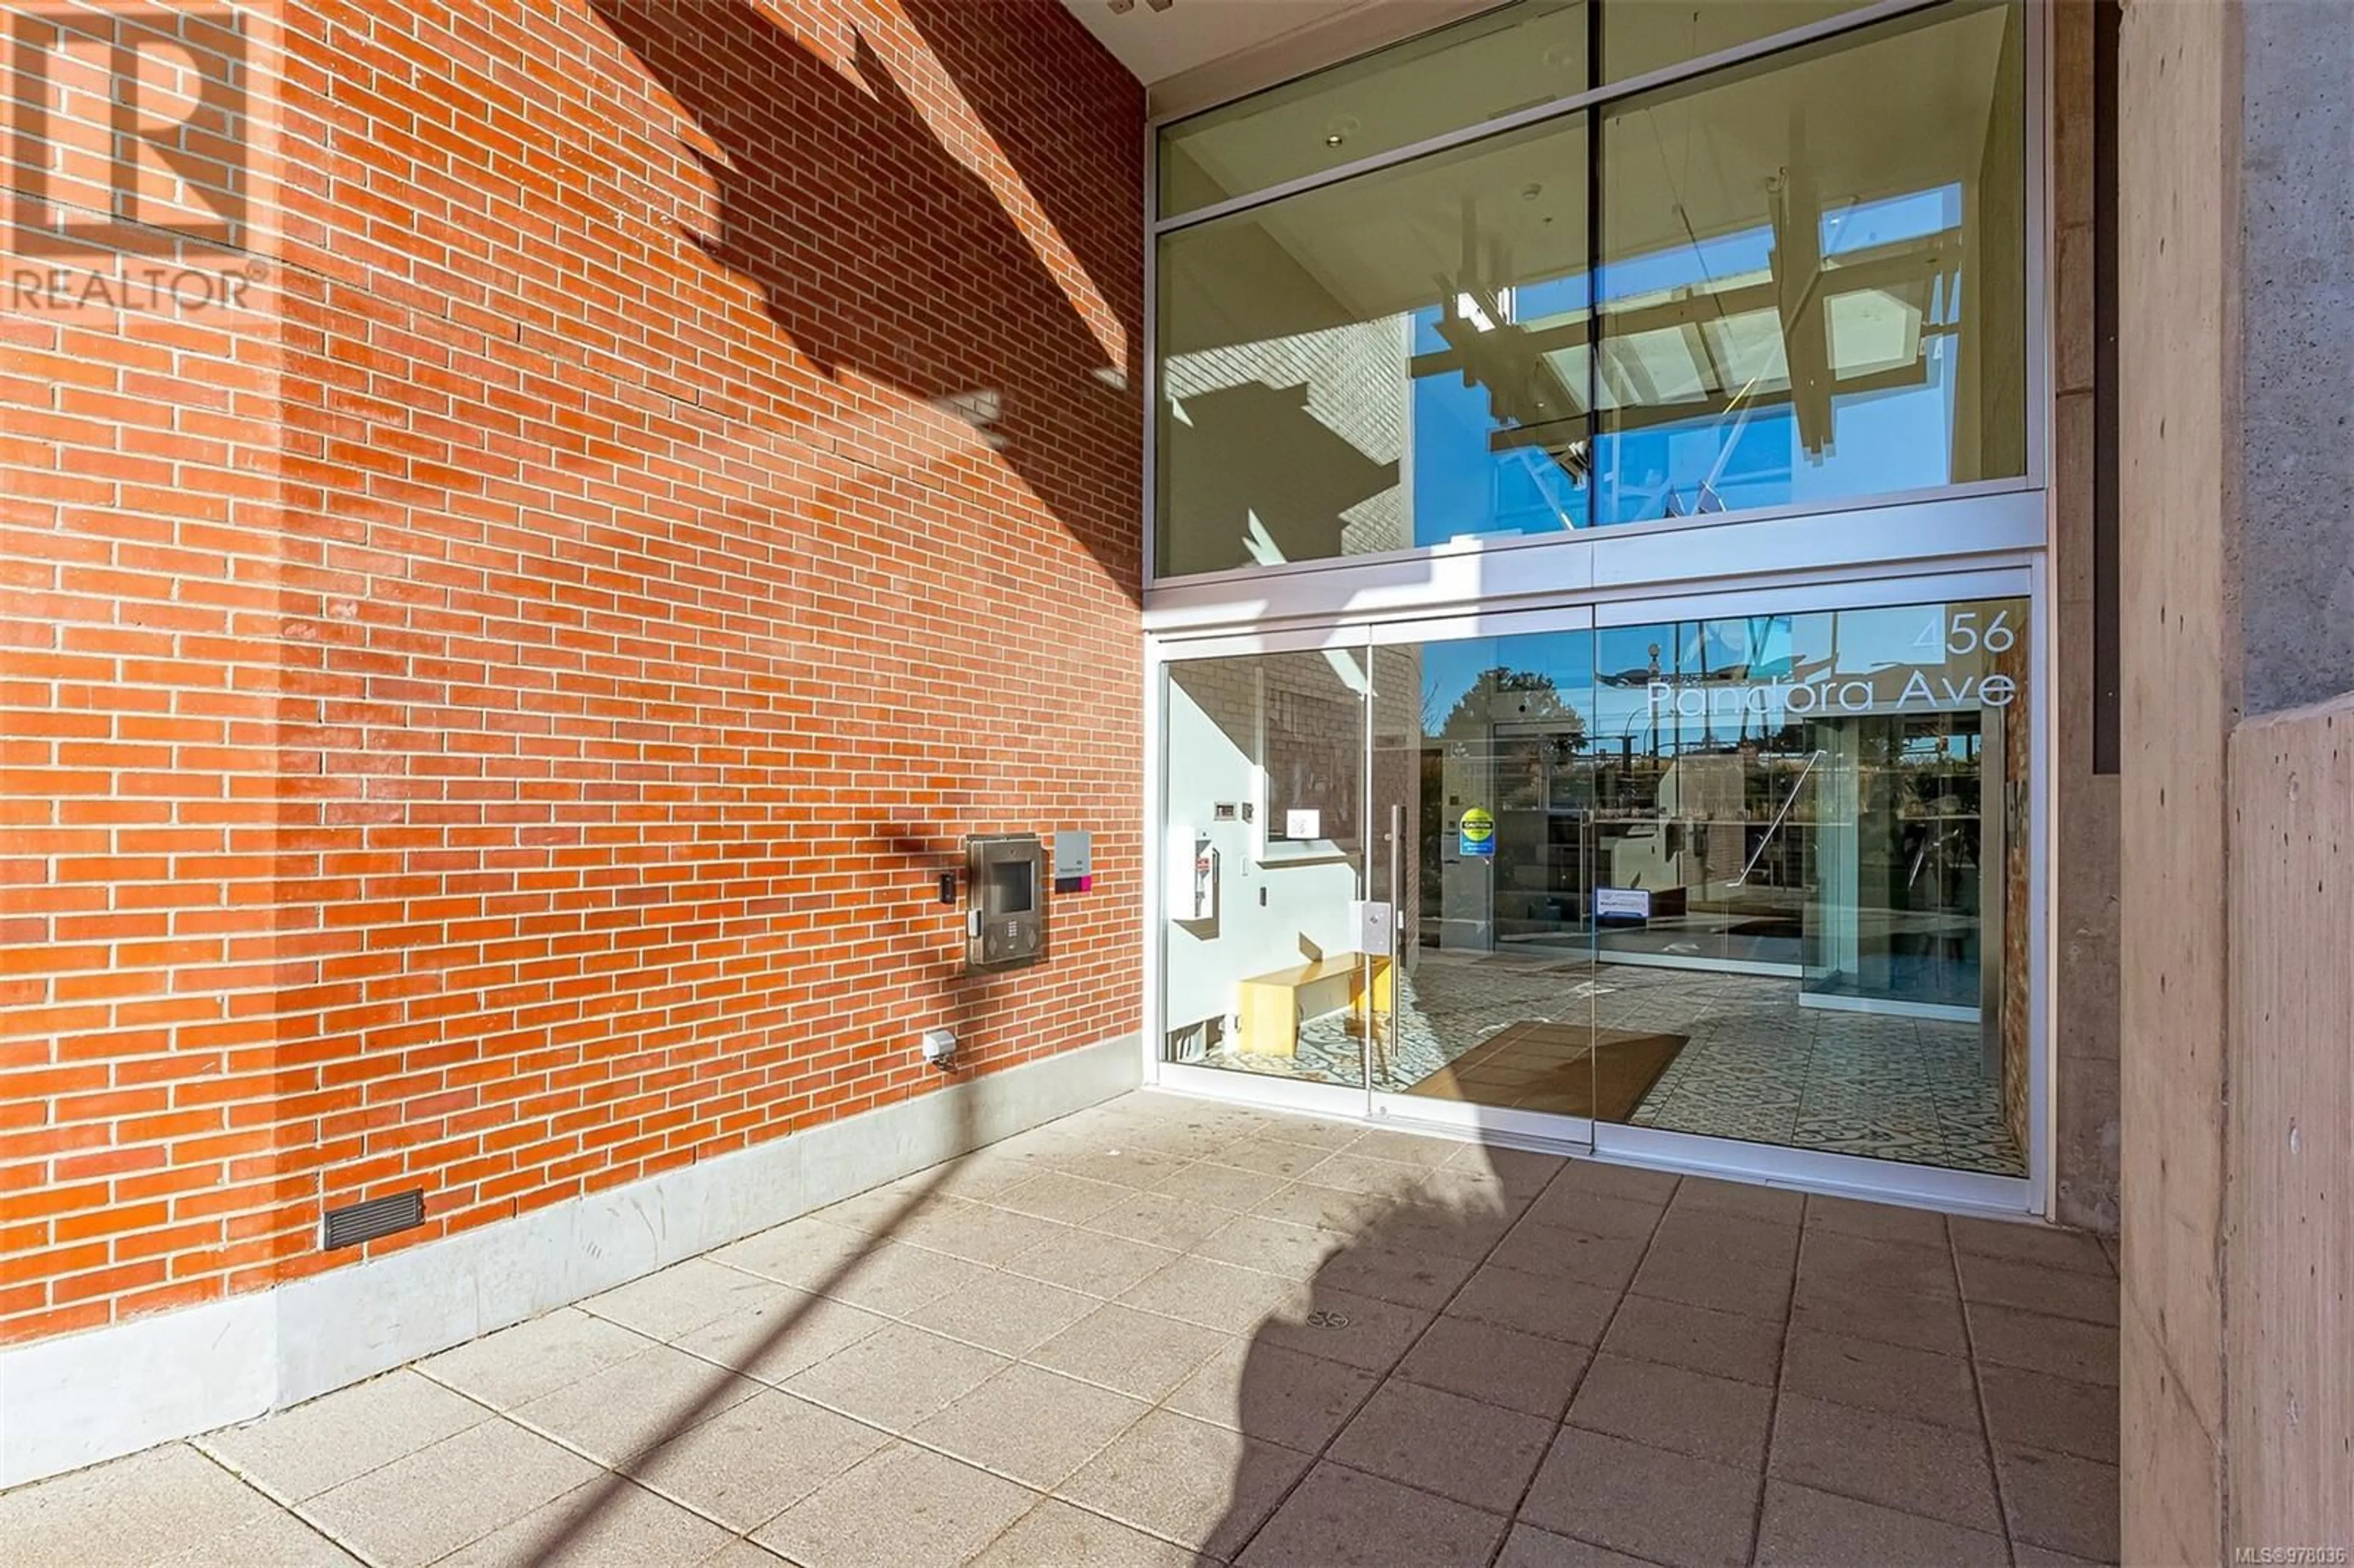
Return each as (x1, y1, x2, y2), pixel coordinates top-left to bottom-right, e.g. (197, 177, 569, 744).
(1154, 584, 2035, 1187)
(1154, 614, 1602, 1143)
(1363, 616, 1601, 1146)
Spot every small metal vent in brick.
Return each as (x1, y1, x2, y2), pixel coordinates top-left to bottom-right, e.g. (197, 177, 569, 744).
(322, 1189, 425, 1250)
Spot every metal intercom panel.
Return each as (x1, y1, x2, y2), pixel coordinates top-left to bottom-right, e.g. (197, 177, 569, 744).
(966, 833, 1047, 972)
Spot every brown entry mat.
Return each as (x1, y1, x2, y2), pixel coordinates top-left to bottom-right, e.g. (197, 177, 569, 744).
(1402, 1021, 1685, 1122)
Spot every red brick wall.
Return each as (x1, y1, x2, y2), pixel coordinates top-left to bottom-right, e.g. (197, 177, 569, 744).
(2, 0, 1143, 1345)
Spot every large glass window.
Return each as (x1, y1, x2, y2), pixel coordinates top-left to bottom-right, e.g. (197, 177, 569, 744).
(1152, 1, 2027, 580)
(1159, 0, 1590, 219)
(1157, 116, 1591, 579)
(1601, 0, 1884, 82)
(1155, 0, 1888, 221)
(1594, 4, 2027, 523)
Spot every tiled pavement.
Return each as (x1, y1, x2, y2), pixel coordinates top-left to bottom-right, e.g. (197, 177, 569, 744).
(1, 1092, 2120, 1567)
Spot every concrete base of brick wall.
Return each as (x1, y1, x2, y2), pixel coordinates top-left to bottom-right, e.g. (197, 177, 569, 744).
(0, 1035, 1143, 1488)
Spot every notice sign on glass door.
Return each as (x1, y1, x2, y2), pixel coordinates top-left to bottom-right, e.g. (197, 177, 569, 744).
(1595, 887, 1651, 919)
(1457, 808, 1495, 858)
(1591, 885, 1648, 923)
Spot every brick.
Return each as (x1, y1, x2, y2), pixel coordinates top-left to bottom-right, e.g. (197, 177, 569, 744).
(0, 0, 1144, 1343)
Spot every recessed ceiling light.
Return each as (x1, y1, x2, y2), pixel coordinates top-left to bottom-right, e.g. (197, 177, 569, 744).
(1325, 132, 1345, 147)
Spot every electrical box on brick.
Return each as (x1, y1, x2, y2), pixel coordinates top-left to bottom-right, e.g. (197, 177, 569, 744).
(964, 833, 1047, 973)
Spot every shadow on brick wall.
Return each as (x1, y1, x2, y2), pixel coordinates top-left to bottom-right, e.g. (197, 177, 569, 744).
(588, 0, 1143, 598)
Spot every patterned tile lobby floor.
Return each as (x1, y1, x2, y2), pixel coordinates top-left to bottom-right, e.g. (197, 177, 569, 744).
(1203, 953, 2025, 1176)
(0, 1093, 2118, 1567)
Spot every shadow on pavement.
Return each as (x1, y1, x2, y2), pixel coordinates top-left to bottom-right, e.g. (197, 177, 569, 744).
(1205, 1137, 1582, 1566)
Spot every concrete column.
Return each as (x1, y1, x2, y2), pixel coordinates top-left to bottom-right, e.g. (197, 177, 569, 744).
(2119, 2, 2354, 1560)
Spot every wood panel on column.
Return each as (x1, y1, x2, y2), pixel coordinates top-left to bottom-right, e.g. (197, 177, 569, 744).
(2225, 699, 2354, 1550)
(2116, 0, 2239, 1561)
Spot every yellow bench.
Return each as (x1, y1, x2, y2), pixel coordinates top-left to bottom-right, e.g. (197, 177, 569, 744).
(1236, 953, 1393, 1058)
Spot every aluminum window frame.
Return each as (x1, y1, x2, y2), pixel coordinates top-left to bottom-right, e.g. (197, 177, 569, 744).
(1136, 0, 2058, 1219)
(1143, 557, 2046, 1214)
